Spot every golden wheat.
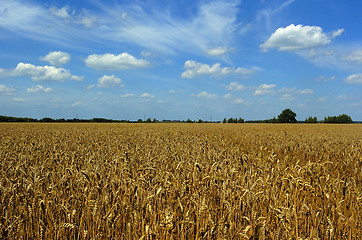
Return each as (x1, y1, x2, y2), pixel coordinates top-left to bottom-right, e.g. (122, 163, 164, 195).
(0, 123, 361, 239)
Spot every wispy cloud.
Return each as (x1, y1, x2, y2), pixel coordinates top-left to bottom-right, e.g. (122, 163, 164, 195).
(0, 0, 242, 54)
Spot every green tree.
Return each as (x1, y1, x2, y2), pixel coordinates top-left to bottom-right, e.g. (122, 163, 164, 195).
(305, 116, 317, 123)
(324, 114, 352, 123)
(227, 118, 237, 123)
(223, 118, 227, 123)
(237, 118, 244, 123)
(278, 109, 297, 123)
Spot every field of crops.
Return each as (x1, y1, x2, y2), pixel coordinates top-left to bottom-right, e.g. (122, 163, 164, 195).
(0, 123, 361, 239)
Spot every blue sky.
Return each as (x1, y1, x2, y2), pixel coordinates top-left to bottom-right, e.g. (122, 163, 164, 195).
(0, 0, 361, 121)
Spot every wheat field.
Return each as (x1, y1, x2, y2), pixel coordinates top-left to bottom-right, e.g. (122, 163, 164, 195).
(0, 123, 361, 239)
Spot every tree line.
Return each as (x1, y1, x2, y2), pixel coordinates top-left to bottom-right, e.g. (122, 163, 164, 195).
(0, 109, 355, 123)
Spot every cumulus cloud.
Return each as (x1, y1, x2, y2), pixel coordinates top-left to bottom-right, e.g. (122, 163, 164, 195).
(85, 53, 149, 70)
(318, 97, 327, 102)
(0, 62, 83, 82)
(141, 93, 154, 98)
(197, 91, 217, 99)
(297, 89, 314, 94)
(206, 46, 231, 56)
(253, 84, 276, 95)
(223, 93, 232, 100)
(345, 73, 362, 84)
(97, 75, 124, 88)
(40, 51, 71, 66)
(260, 24, 344, 52)
(342, 49, 362, 64)
(181, 60, 256, 78)
(232, 98, 247, 104)
(0, 84, 15, 95)
(225, 82, 245, 91)
(27, 85, 52, 93)
(280, 93, 295, 101)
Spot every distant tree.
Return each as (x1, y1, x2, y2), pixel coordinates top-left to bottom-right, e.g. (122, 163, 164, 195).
(137, 119, 143, 123)
(237, 118, 244, 123)
(152, 118, 157, 123)
(324, 114, 352, 123)
(223, 118, 227, 123)
(197, 119, 203, 123)
(278, 109, 297, 123)
(39, 117, 54, 122)
(305, 116, 317, 123)
(145, 118, 152, 123)
(186, 119, 193, 123)
(227, 118, 236, 123)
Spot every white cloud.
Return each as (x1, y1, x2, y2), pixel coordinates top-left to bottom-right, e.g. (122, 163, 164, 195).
(206, 46, 231, 56)
(13, 97, 26, 102)
(106, 1, 240, 54)
(169, 90, 176, 94)
(280, 93, 295, 101)
(85, 53, 149, 70)
(49, 6, 71, 19)
(141, 93, 155, 98)
(87, 84, 95, 89)
(318, 97, 327, 102)
(223, 93, 232, 100)
(0, 62, 82, 82)
(345, 73, 362, 84)
(336, 94, 353, 100)
(315, 75, 336, 82)
(332, 29, 344, 38)
(120, 93, 135, 98)
(50, 6, 96, 28)
(0, 0, 240, 54)
(260, 24, 344, 52)
(342, 49, 362, 64)
(197, 91, 217, 99)
(297, 89, 314, 94)
(70, 75, 84, 81)
(71, 102, 82, 107)
(0, 84, 15, 95)
(225, 82, 245, 91)
(97, 75, 124, 88)
(181, 60, 256, 78)
(40, 51, 71, 66)
(253, 84, 276, 95)
(27, 85, 52, 93)
(232, 98, 247, 104)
